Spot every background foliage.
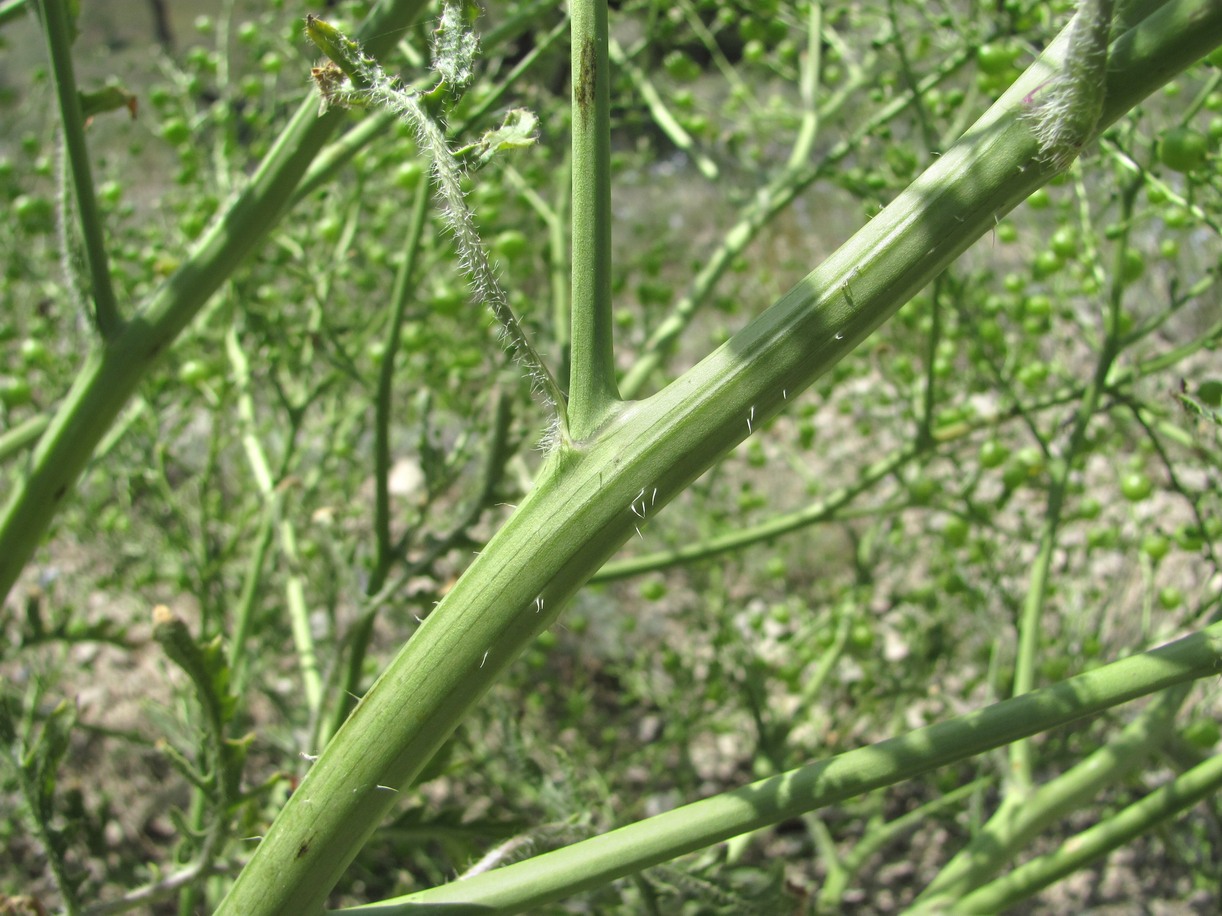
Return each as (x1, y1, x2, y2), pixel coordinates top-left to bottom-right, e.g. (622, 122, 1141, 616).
(1, 0, 1220, 912)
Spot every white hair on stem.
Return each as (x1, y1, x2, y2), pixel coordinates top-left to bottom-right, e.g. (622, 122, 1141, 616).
(1025, 0, 1115, 169)
(305, 10, 568, 443)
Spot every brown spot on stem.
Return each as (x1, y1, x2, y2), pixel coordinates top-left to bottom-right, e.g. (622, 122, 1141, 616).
(296, 841, 310, 859)
(576, 38, 596, 120)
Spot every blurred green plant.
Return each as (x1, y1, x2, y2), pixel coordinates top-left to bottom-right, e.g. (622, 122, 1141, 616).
(0, 0, 1220, 913)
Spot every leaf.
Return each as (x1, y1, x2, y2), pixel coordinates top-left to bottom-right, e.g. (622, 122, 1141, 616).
(78, 83, 137, 122)
(467, 109, 538, 168)
(152, 605, 239, 736)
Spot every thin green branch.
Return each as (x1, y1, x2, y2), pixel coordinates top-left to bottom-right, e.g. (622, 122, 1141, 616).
(1008, 175, 1141, 788)
(323, 182, 432, 747)
(0, 0, 29, 26)
(817, 776, 992, 910)
(227, 507, 276, 693)
(675, 0, 757, 113)
(593, 442, 921, 582)
(610, 39, 718, 181)
(916, 683, 1191, 907)
(38, 0, 120, 340)
(917, 276, 944, 447)
(953, 751, 1222, 913)
(0, 413, 51, 463)
(226, 327, 322, 717)
(374, 184, 432, 581)
(787, 1, 823, 172)
(568, 0, 620, 437)
(344, 623, 1222, 913)
(307, 14, 567, 432)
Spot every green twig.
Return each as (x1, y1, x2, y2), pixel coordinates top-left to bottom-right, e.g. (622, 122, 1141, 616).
(617, 46, 973, 398)
(568, 0, 620, 437)
(916, 683, 1191, 907)
(0, 0, 29, 26)
(0, 413, 51, 463)
(610, 39, 718, 181)
(307, 14, 567, 432)
(953, 751, 1222, 912)
(594, 442, 921, 581)
(374, 184, 432, 582)
(38, 0, 120, 340)
(226, 327, 322, 718)
(343, 622, 1222, 913)
(322, 182, 432, 747)
(1008, 176, 1140, 789)
(227, 507, 276, 694)
(817, 777, 992, 910)
(787, 0, 823, 172)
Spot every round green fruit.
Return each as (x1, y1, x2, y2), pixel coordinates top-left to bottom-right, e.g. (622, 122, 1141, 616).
(393, 161, 425, 191)
(1183, 719, 1221, 749)
(976, 43, 1017, 76)
(492, 229, 529, 260)
(979, 440, 1009, 469)
(1157, 586, 1183, 610)
(19, 337, 50, 366)
(0, 375, 32, 408)
(1159, 127, 1209, 173)
(1119, 471, 1153, 502)
(177, 360, 212, 385)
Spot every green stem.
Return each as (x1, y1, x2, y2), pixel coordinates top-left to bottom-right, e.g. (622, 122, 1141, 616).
(227, 506, 276, 693)
(0, 413, 51, 463)
(610, 39, 719, 181)
(593, 442, 921, 581)
(39, 0, 120, 339)
(916, 682, 1191, 907)
(344, 624, 1222, 914)
(818, 777, 991, 910)
(0, 0, 28, 26)
(617, 45, 972, 399)
(374, 184, 431, 582)
(568, 0, 620, 437)
(551, 157, 572, 380)
(1008, 176, 1139, 789)
(953, 750, 1222, 912)
(226, 325, 322, 716)
(324, 183, 431, 746)
(787, 1, 823, 172)
(917, 277, 944, 446)
(217, 4, 1222, 912)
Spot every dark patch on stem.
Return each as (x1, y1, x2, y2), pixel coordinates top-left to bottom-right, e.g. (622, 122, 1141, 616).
(576, 37, 596, 120)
